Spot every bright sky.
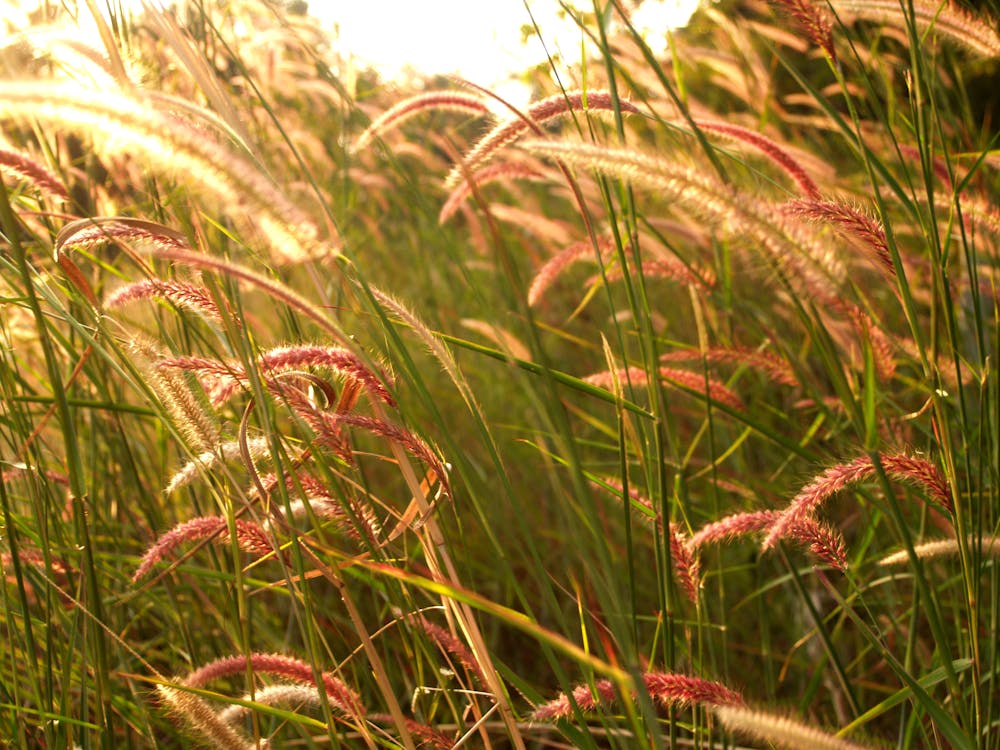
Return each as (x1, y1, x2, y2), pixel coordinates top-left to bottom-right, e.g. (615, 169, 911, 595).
(310, 0, 701, 94)
(5, 0, 701, 103)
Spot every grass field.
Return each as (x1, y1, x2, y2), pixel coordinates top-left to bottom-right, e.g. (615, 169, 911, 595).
(1, 0, 999, 747)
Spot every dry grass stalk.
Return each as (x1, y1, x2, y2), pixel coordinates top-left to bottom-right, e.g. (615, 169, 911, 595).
(532, 671, 742, 721)
(713, 703, 876, 749)
(0, 147, 70, 201)
(763, 453, 953, 550)
(354, 91, 491, 151)
(830, 0, 1000, 58)
(0, 81, 332, 263)
(878, 534, 1000, 566)
(445, 90, 641, 189)
(132, 515, 275, 581)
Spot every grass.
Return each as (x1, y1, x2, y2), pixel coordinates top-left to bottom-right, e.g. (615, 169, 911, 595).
(0, 0, 998, 747)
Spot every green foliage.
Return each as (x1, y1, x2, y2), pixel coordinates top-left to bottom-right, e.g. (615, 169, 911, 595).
(0, 0, 998, 747)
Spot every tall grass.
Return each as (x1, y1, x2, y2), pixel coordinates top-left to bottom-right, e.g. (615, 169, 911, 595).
(0, 0, 997, 747)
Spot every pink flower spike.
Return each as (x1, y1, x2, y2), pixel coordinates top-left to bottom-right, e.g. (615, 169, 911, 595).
(104, 279, 225, 321)
(532, 671, 742, 722)
(0, 147, 70, 201)
(694, 120, 822, 198)
(181, 652, 365, 716)
(132, 516, 275, 581)
(763, 453, 952, 550)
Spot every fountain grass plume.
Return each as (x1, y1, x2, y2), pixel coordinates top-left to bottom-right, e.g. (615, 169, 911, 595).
(0, 81, 333, 263)
(763, 453, 953, 550)
(691, 510, 848, 570)
(521, 138, 845, 292)
(445, 90, 641, 189)
(532, 671, 743, 722)
(354, 90, 492, 152)
(692, 119, 821, 198)
(878, 534, 1000, 566)
(783, 199, 894, 278)
(159, 345, 395, 408)
(713, 703, 877, 749)
(104, 279, 226, 322)
(830, 0, 1000, 58)
(164, 437, 271, 494)
(584, 366, 745, 413)
(132, 515, 275, 582)
(0, 147, 70, 201)
(528, 235, 617, 306)
(439, 161, 546, 224)
(659, 346, 798, 387)
(181, 652, 365, 717)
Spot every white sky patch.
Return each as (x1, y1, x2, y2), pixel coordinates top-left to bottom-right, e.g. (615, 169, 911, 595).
(311, 0, 700, 105)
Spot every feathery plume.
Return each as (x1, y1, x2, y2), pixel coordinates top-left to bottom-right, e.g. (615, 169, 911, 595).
(157, 685, 252, 750)
(216, 684, 324, 726)
(830, 0, 1000, 58)
(660, 346, 798, 387)
(532, 671, 742, 721)
(592, 257, 716, 289)
(0, 147, 70, 201)
(0, 81, 333, 263)
(181, 653, 364, 716)
(164, 438, 272, 494)
(413, 616, 488, 686)
(104, 279, 226, 321)
(783, 199, 894, 278)
(522, 139, 844, 292)
(160, 346, 395, 408)
(323, 412, 451, 498)
(878, 534, 1000, 566)
(446, 90, 641, 188)
(354, 91, 491, 152)
(439, 161, 545, 223)
(763, 453, 953, 550)
(133, 516, 275, 581)
(529, 235, 617, 306)
(714, 704, 876, 750)
(690, 510, 847, 570)
(693, 119, 821, 198)
(583, 366, 745, 412)
(58, 217, 189, 255)
(766, 1, 836, 60)
(261, 472, 382, 543)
